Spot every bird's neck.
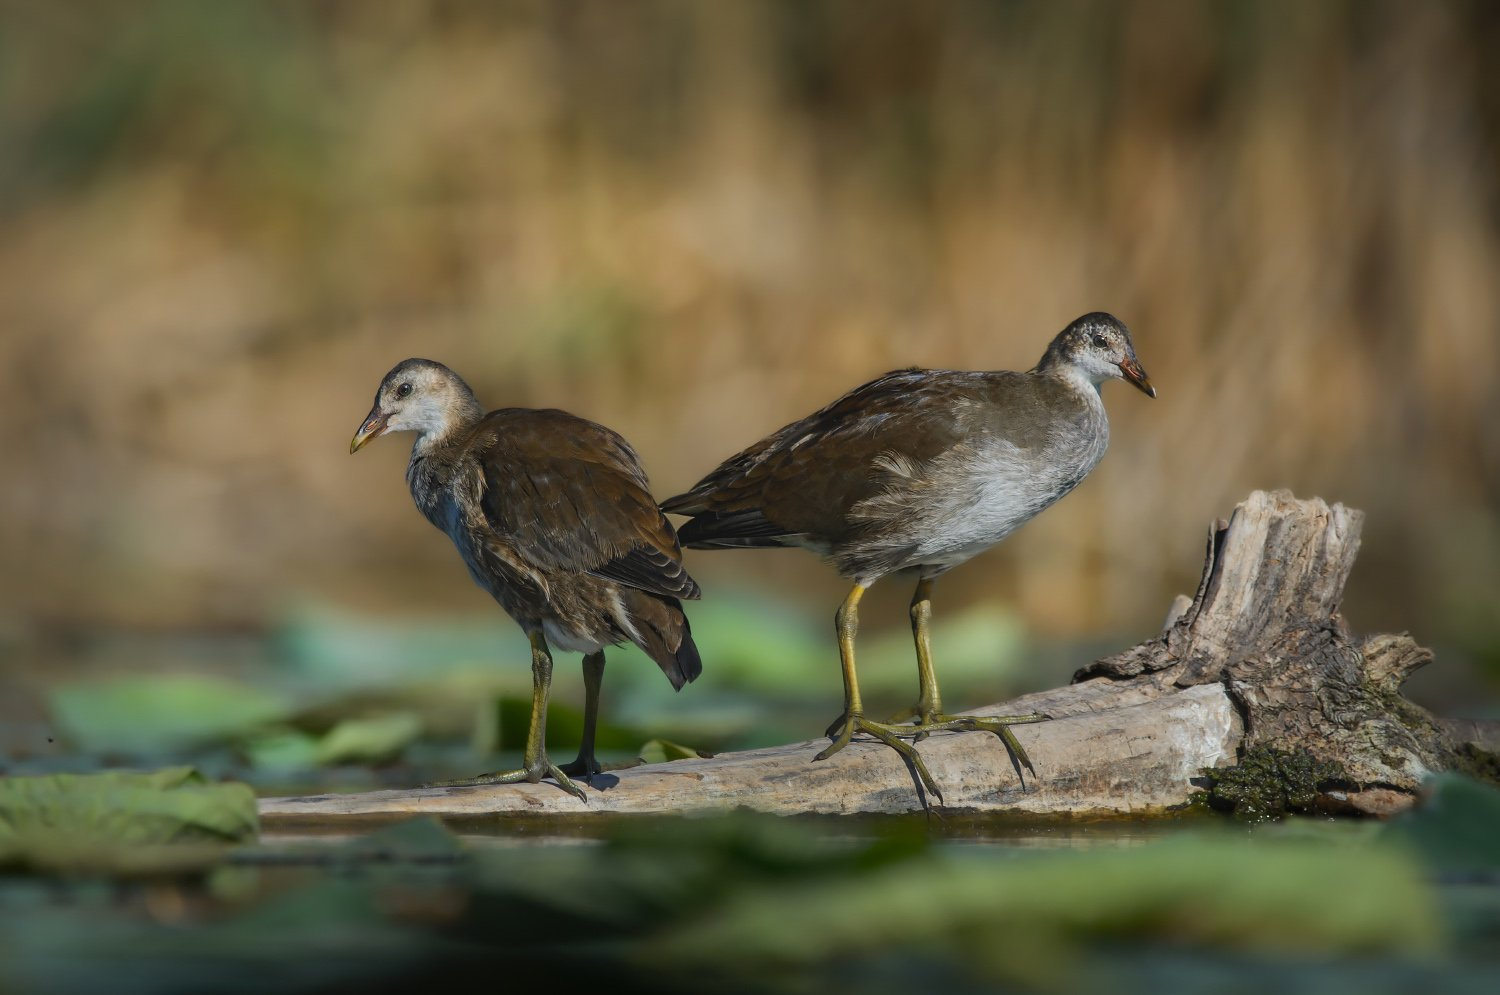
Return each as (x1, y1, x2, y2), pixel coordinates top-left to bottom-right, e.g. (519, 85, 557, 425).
(1035, 357, 1106, 398)
(410, 395, 485, 457)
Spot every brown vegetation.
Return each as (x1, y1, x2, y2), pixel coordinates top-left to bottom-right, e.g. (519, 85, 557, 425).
(1, 2, 1497, 679)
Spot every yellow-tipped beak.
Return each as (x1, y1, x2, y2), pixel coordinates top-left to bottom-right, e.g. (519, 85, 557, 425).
(1119, 358, 1156, 398)
(350, 411, 389, 454)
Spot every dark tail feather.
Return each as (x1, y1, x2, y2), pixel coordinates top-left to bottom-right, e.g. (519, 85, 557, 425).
(622, 590, 703, 690)
(675, 510, 793, 548)
(673, 614, 703, 687)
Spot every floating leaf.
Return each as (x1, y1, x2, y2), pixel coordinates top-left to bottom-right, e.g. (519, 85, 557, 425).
(313, 713, 422, 766)
(0, 768, 257, 875)
(637, 739, 711, 764)
(641, 831, 1441, 983)
(242, 729, 322, 771)
(49, 677, 289, 756)
(1383, 774, 1500, 873)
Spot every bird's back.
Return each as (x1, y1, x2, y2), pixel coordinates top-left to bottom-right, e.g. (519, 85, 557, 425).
(414, 407, 696, 596)
(663, 367, 1109, 580)
(415, 407, 703, 686)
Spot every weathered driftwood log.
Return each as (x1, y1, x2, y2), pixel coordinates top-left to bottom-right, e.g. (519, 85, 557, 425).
(1074, 489, 1478, 816)
(260, 490, 1485, 825)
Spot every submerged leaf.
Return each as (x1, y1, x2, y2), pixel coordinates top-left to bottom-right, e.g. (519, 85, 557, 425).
(337, 816, 467, 862)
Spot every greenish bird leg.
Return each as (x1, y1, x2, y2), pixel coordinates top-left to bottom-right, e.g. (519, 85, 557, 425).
(816, 583, 945, 803)
(905, 577, 1048, 775)
(429, 631, 588, 801)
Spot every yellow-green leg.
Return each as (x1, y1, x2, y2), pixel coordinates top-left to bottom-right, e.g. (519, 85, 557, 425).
(910, 577, 942, 734)
(816, 583, 945, 803)
(428, 632, 588, 801)
(906, 577, 1048, 774)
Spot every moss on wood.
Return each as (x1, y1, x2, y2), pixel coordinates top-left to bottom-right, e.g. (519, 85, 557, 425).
(1197, 746, 1346, 822)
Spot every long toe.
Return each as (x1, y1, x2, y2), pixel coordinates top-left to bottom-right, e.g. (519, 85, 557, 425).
(815, 718, 855, 761)
(881, 703, 921, 725)
(423, 769, 529, 788)
(544, 762, 589, 803)
(425, 758, 590, 801)
(863, 723, 944, 805)
(917, 712, 1050, 779)
(815, 713, 945, 807)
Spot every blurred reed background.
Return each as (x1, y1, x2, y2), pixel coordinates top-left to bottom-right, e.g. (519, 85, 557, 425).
(1, 0, 1497, 719)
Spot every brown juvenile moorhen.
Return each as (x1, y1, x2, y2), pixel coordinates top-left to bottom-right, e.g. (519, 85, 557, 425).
(662, 313, 1153, 801)
(351, 359, 701, 801)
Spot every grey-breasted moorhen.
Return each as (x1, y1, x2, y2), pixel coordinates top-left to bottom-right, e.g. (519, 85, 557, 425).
(662, 313, 1153, 802)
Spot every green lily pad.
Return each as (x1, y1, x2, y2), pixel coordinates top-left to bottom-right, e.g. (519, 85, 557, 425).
(241, 729, 323, 771)
(641, 829, 1441, 982)
(637, 739, 710, 763)
(244, 714, 424, 770)
(313, 713, 423, 765)
(1383, 773, 1500, 873)
(49, 676, 290, 756)
(0, 767, 257, 875)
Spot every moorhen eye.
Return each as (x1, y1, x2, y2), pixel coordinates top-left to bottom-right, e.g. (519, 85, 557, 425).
(349, 358, 699, 801)
(662, 310, 1153, 803)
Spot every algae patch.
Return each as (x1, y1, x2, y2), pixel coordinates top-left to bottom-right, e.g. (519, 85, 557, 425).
(1197, 746, 1346, 821)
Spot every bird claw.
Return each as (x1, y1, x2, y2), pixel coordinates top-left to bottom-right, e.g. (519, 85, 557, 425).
(816, 713, 944, 806)
(425, 758, 589, 802)
(912, 711, 1049, 777)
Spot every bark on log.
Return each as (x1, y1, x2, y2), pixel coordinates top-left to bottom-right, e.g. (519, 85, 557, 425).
(1076, 489, 1465, 811)
(260, 490, 1489, 825)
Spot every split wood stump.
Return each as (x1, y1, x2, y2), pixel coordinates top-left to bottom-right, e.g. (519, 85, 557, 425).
(261, 490, 1491, 824)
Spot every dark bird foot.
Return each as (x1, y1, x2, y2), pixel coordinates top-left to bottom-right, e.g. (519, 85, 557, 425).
(557, 754, 646, 781)
(425, 759, 589, 802)
(816, 713, 944, 805)
(911, 711, 1049, 778)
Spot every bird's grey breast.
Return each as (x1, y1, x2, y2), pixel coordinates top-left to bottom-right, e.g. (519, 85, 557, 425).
(407, 454, 494, 587)
(910, 389, 1110, 567)
(407, 456, 459, 535)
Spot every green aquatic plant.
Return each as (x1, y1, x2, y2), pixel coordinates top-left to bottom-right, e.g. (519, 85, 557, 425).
(1197, 746, 1346, 821)
(0, 767, 257, 875)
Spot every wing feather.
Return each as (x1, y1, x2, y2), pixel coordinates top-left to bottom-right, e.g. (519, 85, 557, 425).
(474, 409, 700, 601)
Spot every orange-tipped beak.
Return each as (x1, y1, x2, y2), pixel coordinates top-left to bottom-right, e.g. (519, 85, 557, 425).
(1119, 358, 1156, 398)
(349, 410, 389, 453)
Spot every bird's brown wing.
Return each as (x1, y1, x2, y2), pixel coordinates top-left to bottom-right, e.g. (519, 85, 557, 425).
(663, 369, 995, 546)
(473, 409, 700, 601)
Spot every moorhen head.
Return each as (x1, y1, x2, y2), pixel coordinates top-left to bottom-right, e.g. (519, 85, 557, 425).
(662, 312, 1153, 803)
(353, 359, 701, 801)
